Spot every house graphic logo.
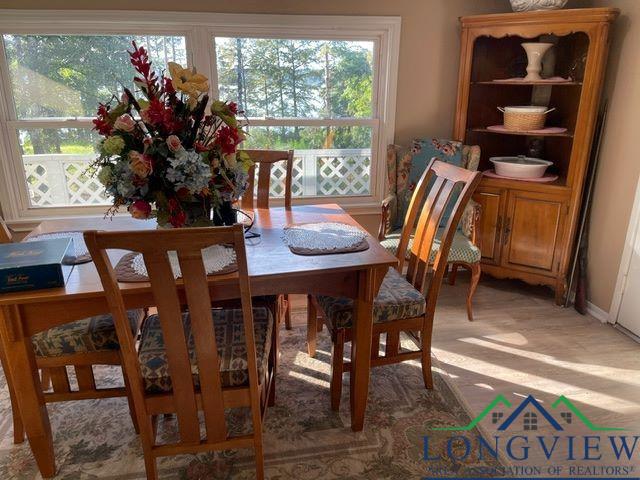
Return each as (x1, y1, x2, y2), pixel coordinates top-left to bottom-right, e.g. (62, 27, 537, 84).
(431, 394, 625, 432)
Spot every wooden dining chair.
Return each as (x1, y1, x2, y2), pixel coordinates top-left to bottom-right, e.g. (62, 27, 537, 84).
(307, 160, 481, 410)
(0, 218, 144, 445)
(85, 225, 275, 480)
(241, 149, 295, 330)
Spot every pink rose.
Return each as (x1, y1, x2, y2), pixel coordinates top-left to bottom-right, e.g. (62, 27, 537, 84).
(114, 114, 135, 132)
(166, 135, 182, 152)
(128, 200, 151, 219)
(129, 151, 153, 178)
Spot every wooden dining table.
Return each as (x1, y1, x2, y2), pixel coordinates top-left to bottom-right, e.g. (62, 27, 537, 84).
(0, 203, 397, 477)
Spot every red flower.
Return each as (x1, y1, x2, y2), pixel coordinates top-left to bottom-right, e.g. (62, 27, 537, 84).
(128, 200, 151, 219)
(228, 102, 238, 115)
(215, 126, 240, 155)
(128, 41, 158, 98)
(168, 198, 186, 228)
(92, 103, 112, 136)
(142, 99, 182, 133)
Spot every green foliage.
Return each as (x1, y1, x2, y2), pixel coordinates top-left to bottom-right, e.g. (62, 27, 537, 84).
(216, 38, 373, 150)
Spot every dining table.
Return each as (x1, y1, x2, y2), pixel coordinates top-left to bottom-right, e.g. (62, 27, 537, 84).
(0, 203, 398, 477)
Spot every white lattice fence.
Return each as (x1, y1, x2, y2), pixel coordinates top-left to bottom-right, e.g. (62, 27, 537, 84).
(316, 150, 371, 196)
(258, 149, 371, 198)
(23, 149, 372, 207)
(22, 154, 109, 207)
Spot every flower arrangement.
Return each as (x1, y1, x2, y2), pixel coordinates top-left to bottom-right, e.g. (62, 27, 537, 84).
(92, 42, 252, 227)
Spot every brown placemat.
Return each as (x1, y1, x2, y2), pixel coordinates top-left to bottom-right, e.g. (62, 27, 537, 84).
(114, 252, 238, 283)
(283, 222, 370, 256)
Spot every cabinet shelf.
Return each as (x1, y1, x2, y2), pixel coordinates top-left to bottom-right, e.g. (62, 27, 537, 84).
(469, 127, 574, 138)
(472, 80, 582, 86)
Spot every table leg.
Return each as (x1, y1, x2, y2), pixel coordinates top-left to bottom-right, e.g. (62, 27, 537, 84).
(0, 306, 55, 477)
(350, 267, 386, 432)
(0, 342, 24, 443)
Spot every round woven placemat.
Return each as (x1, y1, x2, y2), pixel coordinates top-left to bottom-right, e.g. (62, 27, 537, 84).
(283, 222, 370, 256)
(114, 252, 238, 283)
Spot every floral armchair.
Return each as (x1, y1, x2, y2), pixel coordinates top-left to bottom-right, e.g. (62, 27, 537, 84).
(378, 139, 482, 321)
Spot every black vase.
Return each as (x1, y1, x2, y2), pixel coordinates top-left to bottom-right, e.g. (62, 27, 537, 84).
(213, 200, 236, 226)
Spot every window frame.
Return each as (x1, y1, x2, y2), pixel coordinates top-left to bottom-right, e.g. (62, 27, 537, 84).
(0, 10, 400, 224)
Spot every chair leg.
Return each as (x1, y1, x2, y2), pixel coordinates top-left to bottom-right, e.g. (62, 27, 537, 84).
(121, 364, 140, 434)
(254, 438, 265, 480)
(143, 452, 158, 480)
(466, 262, 481, 322)
(284, 294, 292, 330)
(306, 295, 318, 357)
(330, 329, 345, 411)
(421, 324, 434, 390)
(448, 263, 459, 286)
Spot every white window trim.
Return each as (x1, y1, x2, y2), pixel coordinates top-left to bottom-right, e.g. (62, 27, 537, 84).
(0, 10, 400, 223)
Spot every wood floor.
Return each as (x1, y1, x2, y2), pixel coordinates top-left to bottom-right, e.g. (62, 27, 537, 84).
(290, 274, 640, 470)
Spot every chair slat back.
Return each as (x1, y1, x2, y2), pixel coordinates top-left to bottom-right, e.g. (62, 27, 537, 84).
(0, 218, 12, 244)
(405, 160, 481, 315)
(85, 225, 260, 446)
(240, 149, 294, 209)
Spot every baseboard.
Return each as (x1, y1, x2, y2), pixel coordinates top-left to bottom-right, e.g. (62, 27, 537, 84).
(586, 301, 610, 323)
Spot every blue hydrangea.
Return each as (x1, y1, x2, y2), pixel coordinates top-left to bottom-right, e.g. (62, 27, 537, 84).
(166, 149, 211, 194)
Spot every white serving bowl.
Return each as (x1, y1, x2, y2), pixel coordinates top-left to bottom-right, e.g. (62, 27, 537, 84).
(490, 156, 553, 179)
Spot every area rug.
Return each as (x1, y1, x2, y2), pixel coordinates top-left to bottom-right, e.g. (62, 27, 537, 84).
(0, 317, 502, 479)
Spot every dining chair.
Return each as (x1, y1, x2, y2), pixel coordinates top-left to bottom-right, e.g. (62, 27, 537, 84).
(0, 218, 144, 445)
(307, 160, 481, 410)
(241, 149, 295, 330)
(380, 140, 482, 320)
(85, 225, 275, 480)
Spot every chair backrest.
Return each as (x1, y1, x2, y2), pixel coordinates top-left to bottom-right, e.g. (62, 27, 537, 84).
(385, 142, 480, 232)
(0, 218, 12, 244)
(240, 149, 294, 210)
(84, 225, 261, 446)
(400, 159, 481, 318)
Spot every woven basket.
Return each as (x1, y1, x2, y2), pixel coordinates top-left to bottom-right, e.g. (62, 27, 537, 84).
(499, 107, 554, 131)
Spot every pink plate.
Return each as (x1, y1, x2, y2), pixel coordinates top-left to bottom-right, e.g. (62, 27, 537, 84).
(483, 169, 559, 183)
(492, 76, 574, 84)
(487, 125, 568, 135)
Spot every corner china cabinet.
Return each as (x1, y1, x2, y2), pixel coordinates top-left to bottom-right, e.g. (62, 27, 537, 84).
(453, 8, 619, 304)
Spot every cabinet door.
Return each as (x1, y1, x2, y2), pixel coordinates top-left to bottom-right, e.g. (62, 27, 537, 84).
(502, 191, 567, 273)
(473, 187, 507, 265)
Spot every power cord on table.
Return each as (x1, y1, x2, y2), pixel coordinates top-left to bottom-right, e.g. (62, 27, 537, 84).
(234, 208, 261, 239)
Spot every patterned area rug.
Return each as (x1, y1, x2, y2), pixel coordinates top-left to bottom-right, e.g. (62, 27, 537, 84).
(0, 320, 502, 479)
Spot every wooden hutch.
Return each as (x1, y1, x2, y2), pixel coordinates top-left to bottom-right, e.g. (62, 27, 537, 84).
(453, 7, 619, 304)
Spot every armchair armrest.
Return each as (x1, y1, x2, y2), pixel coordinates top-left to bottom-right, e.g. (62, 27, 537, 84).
(460, 200, 482, 248)
(378, 194, 396, 241)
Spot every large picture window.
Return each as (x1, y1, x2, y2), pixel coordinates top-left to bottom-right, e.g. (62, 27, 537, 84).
(2, 34, 187, 208)
(215, 37, 375, 198)
(0, 12, 399, 222)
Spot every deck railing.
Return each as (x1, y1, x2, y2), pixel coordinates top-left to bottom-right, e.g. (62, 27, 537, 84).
(22, 149, 372, 207)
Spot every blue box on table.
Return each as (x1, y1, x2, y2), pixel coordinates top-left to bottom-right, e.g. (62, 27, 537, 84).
(0, 238, 75, 293)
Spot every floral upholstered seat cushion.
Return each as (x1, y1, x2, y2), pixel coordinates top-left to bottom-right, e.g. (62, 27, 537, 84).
(380, 228, 481, 265)
(316, 268, 426, 330)
(138, 307, 273, 394)
(31, 309, 145, 357)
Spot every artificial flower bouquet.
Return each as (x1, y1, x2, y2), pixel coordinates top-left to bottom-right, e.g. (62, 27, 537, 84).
(92, 42, 252, 227)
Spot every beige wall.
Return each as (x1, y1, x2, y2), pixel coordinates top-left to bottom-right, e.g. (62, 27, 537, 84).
(569, 0, 640, 312)
(0, 0, 637, 312)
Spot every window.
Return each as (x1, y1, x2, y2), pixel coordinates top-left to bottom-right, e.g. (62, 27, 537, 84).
(2, 34, 187, 208)
(523, 412, 538, 431)
(0, 12, 399, 221)
(214, 37, 376, 198)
